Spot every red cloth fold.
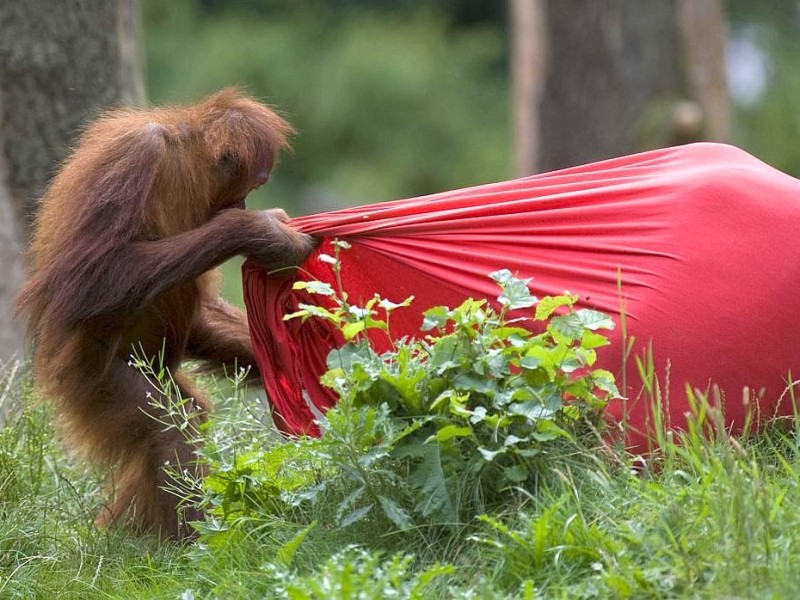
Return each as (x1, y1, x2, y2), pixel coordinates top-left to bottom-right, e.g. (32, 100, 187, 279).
(244, 143, 800, 449)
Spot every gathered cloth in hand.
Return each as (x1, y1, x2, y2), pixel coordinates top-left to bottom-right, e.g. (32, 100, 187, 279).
(244, 143, 800, 450)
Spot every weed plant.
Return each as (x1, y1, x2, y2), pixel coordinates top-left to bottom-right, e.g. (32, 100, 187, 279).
(5, 249, 800, 596)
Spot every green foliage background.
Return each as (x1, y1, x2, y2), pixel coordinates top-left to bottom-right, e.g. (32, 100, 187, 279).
(142, 0, 510, 216)
(728, 0, 800, 175)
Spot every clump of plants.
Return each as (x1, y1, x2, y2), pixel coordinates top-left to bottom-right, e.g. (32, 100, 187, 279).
(191, 241, 620, 546)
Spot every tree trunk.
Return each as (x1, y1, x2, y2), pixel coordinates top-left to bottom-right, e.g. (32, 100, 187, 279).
(0, 0, 145, 366)
(512, 0, 730, 175)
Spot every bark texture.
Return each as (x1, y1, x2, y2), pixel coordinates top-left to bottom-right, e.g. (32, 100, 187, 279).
(513, 0, 730, 175)
(0, 0, 145, 366)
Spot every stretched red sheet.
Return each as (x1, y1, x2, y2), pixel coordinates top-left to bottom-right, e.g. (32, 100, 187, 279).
(243, 143, 800, 450)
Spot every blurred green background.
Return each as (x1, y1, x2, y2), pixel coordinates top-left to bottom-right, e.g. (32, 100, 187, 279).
(141, 0, 800, 300)
(143, 0, 510, 214)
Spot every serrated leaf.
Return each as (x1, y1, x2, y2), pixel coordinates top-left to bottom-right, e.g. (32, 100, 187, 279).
(378, 495, 413, 529)
(535, 294, 575, 320)
(549, 313, 584, 340)
(429, 335, 459, 372)
(397, 441, 457, 521)
(339, 504, 373, 528)
(494, 326, 532, 346)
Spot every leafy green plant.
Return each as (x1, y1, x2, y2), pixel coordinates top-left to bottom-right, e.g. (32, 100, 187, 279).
(275, 244, 620, 532)
(141, 243, 618, 554)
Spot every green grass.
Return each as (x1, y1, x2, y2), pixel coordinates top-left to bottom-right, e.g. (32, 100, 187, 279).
(4, 361, 800, 599)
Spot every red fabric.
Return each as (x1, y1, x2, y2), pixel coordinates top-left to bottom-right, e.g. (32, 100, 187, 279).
(244, 143, 800, 449)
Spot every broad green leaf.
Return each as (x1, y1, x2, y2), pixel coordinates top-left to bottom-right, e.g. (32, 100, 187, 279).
(430, 389, 468, 413)
(535, 294, 575, 320)
(453, 373, 497, 395)
(533, 419, 573, 441)
(296, 303, 341, 322)
(519, 356, 541, 370)
(559, 355, 582, 373)
(381, 369, 426, 413)
(342, 320, 367, 340)
(549, 313, 584, 340)
(581, 330, 610, 350)
(503, 464, 528, 483)
(364, 317, 388, 331)
(429, 334, 460, 372)
(575, 308, 615, 331)
(431, 424, 472, 442)
(524, 346, 557, 370)
(576, 347, 598, 367)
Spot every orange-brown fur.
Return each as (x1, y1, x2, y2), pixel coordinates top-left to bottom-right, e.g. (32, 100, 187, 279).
(16, 89, 314, 539)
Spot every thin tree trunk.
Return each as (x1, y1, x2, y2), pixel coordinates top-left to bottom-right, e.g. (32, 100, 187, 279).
(0, 0, 145, 367)
(511, 0, 548, 176)
(676, 0, 730, 141)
